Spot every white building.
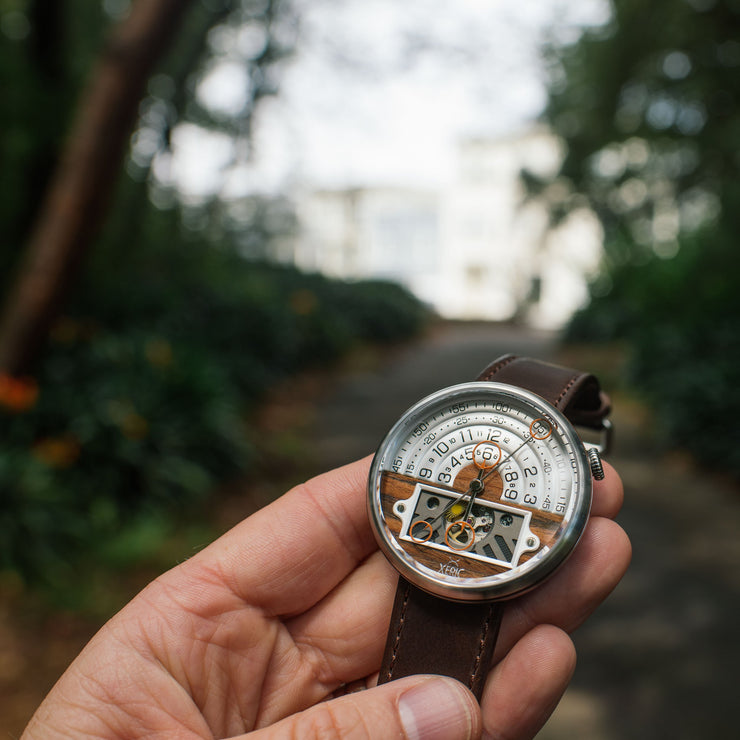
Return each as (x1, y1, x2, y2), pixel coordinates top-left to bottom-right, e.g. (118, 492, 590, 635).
(288, 129, 602, 329)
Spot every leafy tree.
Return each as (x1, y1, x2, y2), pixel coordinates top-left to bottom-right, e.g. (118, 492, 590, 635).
(0, 0, 297, 375)
(533, 0, 740, 474)
(0, 0, 203, 375)
(0, 1, 428, 590)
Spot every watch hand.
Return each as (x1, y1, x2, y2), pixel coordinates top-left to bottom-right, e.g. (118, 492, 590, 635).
(417, 426, 539, 534)
(426, 435, 531, 533)
(481, 434, 533, 482)
(426, 468, 485, 532)
(461, 473, 483, 522)
(426, 491, 469, 530)
(434, 435, 535, 533)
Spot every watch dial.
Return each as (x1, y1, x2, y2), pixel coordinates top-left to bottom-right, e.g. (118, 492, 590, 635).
(368, 382, 592, 601)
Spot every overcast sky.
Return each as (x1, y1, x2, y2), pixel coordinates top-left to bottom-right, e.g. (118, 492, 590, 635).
(165, 0, 610, 200)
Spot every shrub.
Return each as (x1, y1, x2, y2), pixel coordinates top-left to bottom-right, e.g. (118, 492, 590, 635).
(0, 254, 429, 587)
(567, 231, 740, 476)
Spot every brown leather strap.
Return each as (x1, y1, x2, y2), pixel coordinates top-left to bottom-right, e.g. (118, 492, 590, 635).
(377, 355, 608, 698)
(378, 580, 503, 699)
(477, 354, 610, 430)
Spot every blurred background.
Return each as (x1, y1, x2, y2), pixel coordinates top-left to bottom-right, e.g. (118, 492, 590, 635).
(0, 0, 738, 736)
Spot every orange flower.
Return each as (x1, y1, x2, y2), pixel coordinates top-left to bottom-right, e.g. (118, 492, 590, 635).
(32, 435, 81, 469)
(0, 374, 39, 412)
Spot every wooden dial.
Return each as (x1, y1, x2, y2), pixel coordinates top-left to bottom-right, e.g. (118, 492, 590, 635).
(380, 469, 562, 579)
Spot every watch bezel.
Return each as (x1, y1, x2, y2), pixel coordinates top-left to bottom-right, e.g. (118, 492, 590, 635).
(368, 381, 593, 603)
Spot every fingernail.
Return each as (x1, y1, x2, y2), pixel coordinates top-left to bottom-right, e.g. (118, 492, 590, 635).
(398, 677, 476, 740)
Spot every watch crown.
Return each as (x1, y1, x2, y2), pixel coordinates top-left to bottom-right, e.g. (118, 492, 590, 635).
(587, 447, 605, 480)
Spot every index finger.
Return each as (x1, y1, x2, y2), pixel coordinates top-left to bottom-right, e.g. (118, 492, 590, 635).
(181, 456, 377, 616)
(590, 460, 624, 518)
(174, 455, 622, 618)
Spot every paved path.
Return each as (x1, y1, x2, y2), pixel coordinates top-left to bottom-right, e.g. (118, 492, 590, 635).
(311, 322, 559, 470)
(305, 321, 740, 740)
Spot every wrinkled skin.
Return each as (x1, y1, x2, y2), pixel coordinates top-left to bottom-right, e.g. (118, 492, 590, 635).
(23, 457, 629, 740)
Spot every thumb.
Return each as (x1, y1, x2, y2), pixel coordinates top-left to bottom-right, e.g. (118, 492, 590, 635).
(242, 675, 481, 740)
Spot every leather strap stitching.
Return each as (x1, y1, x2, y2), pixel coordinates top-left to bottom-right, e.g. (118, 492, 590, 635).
(377, 356, 607, 695)
(554, 373, 580, 409)
(468, 605, 495, 689)
(478, 354, 516, 381)
(384, 580, 411, 681)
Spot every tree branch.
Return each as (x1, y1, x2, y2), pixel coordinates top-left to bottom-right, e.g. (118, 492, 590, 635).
(0, 0, 197, 375)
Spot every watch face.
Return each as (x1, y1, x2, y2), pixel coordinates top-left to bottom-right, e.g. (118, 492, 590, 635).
(368, 382, 592, 602)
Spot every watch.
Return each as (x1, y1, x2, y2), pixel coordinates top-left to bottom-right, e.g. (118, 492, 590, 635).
(367, 354, 611, 699)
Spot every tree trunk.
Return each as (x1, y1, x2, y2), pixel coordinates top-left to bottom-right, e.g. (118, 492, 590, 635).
(0, 0, 196, 376)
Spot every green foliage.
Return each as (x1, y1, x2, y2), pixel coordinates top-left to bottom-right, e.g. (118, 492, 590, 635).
(535, 0, 740, 475)
(538, 0, 740, 246)
(0, 327, 248, 580)
(0, 0, 111, 288)
(0, 0, 428, 593)
(567, 231, 740, 472)
(0, 228, 428, 586)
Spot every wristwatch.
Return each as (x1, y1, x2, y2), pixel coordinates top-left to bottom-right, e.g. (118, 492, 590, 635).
(367, 354, 611, 698)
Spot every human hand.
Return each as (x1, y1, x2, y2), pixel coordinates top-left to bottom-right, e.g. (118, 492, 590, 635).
(23, 456, 629, 740)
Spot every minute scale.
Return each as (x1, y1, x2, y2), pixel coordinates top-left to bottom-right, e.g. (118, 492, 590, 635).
(391, 399, 576, 516)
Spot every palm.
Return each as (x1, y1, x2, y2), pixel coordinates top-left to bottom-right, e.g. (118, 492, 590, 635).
(136, 554, 392, 736)
(23, 457, 628, 739)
